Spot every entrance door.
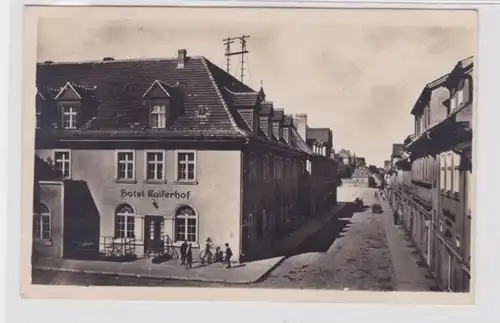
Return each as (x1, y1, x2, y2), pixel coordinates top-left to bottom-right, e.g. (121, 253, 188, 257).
(144, 216, 164, 254)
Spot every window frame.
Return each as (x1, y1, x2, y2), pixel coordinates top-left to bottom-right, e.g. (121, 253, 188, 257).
(144, 150, 166, 182)
(453, 152, 461, 195)
(149, 103, 168, 129)
(263, 155, 270, 182)
(175, 150, 197, 183)
(53, 149, 72, 179)
(115, 150, 136, 182)
(174, 205, 198, 244)
(114, 203, 136, 239)
(61, 103, 78, 129)
(33, 202, 51, 241)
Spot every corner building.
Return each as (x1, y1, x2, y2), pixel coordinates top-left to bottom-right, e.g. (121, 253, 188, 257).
(33, 49, 338, 262)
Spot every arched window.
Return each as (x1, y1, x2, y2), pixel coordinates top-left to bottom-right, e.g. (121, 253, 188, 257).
(175, 206, 197, 242)
(33, 203, 51, 240)
(115, 204, 135, 238)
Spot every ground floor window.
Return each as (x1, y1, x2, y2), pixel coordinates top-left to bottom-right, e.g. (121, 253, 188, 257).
(115, 203, 135, 238)
(175, 205, 197, 242)
(33, 203, 51, 240)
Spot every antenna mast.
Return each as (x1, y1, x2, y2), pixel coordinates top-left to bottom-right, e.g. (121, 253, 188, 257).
(223, 34, 251, 83)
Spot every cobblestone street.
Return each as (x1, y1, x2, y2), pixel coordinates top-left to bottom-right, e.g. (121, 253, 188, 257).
(33, 186, 439, 291)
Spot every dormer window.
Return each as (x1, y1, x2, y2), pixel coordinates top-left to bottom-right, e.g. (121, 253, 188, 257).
(35, 112, 41, 129)
(62, 104, 78, 129)
(150, 103, 167, 128)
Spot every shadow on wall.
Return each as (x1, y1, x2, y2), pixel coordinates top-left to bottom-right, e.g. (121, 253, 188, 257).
(63, 180, 101, 259)
(288, 202, 356, 257)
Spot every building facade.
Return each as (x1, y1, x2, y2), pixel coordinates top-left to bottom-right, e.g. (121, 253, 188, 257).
(390, 57, 474, 292)
(32, 49, 340, 263)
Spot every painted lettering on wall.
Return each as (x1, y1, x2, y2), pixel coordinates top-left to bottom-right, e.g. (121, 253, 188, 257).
(121, 189, 192, 200)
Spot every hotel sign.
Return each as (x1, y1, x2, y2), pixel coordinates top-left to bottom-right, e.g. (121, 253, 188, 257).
(121, 189, 192, 200)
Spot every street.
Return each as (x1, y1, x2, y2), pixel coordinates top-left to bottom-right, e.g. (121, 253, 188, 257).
(33, 186, 439, 291)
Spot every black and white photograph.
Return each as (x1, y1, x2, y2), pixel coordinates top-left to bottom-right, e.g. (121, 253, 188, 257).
(24, 6, 475, 299)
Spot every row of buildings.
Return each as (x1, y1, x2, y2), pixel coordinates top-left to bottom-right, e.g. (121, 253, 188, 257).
(32, 49, 341, 263)
(387, 57, 474, 292)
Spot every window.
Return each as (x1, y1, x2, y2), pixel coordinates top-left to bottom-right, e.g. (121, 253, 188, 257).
(440, 153, 446, 190)
(177, 151, 196, 182)
(446, 152, 453, 192)
(450, 95, 457, 113)
(263, 155, 270, 181)
(54, 150, 71, 178)
(453, 152, 461, 194)
(146, 151, 164, 181)
(36, 112, 41, 129)
(292, 159, 297, 178)
(116, 151, 135, 180)
(457, 89, 464, 109)
(114, 204, 135, 238)
(175, 206, 197, 242)
(62, 105, 77, 129)
(150, 104, 167, 128)
(33, 203, 51, 240)
(249, 153, 258, 180)
(285, 158, 291, 178)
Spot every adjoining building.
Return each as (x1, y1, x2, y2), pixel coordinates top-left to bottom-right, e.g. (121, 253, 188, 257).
(33, 49, 340, 263)
(390, 57, 474, 292)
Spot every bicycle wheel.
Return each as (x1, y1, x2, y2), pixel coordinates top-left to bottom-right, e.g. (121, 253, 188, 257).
(199, 250, 206, 261)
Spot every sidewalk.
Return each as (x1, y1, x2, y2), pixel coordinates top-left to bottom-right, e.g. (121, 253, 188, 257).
(34, 203, 348, 284)
(380, 198, 439, 291)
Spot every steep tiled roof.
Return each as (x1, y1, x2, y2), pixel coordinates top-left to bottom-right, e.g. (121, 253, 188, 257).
(291, 127, 313, 154)
(36, 56, 255, 137)
(306, 127, 332, 145)
(272, 109, 284, 121)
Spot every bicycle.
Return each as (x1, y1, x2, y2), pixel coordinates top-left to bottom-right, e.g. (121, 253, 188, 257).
(199, 247, 215, 264)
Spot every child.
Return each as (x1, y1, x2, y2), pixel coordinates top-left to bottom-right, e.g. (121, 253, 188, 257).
(185, 243, 193, 269)
(180, 240, 188, 265)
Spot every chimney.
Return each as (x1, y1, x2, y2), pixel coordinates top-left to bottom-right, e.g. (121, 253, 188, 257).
(177, 49, 187, 69)
(293, 113, 307, 141)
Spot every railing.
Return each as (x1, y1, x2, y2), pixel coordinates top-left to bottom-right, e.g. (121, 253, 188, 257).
(100, 236, 136, 260)
(144, 234, 179, 262)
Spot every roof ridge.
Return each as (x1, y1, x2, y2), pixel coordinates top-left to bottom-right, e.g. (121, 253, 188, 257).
(223, 86, 258, 95)
(200, 57, 247, 137)
(37, 56, 205, 66)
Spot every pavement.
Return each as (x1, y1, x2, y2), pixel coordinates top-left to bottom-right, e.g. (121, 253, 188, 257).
(33, 203, 347, 284)
(379, 194, 440, 291)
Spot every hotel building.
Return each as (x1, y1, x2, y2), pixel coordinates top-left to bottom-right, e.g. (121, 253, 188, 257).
(32, 49, 340, 263)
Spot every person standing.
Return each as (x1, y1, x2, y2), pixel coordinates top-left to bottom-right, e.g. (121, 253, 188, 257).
(224, 243, 233, 269)
(185, 243, 193, 269)
(180, 240, 188, 265)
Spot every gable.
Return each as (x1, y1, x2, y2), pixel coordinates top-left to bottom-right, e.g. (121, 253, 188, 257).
(142, 80, 172, 100)
(54, 82, 82, 101)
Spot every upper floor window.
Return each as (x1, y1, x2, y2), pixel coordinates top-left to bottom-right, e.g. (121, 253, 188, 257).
(177, 151, 196, 182)
(263, 155, 270, 181)
(54, 150, 71, 178)
(62, 105, 77, 129)
(146, 151, 165, 181)
(150, 104, 167, 129)
(36, 112, 41, 129)
(116, 150, 135, 181)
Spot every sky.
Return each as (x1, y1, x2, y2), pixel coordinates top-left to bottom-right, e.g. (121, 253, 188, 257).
(36, 7, 476, 167)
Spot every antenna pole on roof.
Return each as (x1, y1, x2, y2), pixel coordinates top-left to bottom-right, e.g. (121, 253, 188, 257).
(223, 34, 250, 83)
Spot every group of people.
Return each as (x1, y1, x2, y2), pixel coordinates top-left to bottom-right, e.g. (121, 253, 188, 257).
(179, 238, 233, 269)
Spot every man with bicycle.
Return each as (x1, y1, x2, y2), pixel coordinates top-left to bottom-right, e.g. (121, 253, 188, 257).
(200, 237, 213, 264)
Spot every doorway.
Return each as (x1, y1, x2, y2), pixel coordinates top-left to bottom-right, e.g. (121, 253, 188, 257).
(144, 215, 164, 255)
